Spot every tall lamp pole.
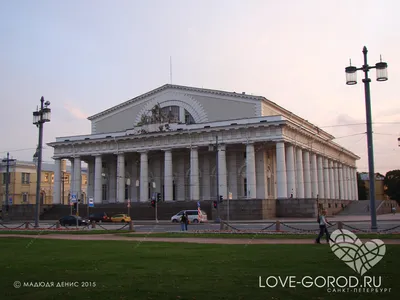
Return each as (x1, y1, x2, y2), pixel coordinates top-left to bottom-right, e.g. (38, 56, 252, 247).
(345, 46, 388, 231)
(32, 97, 51, 228)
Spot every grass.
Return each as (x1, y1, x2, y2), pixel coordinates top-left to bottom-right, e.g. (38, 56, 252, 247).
(0, 238, 398, 300)
(119, 232, 400, 240)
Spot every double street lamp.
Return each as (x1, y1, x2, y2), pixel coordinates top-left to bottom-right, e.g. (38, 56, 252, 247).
(32, 97, 51, 228)
(345, 46, 388, 231)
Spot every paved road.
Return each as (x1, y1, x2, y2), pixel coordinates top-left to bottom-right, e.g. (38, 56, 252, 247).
(2, 220, 399, 233)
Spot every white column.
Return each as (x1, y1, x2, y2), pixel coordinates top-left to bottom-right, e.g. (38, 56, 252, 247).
(317, 155, 324, 199)
(323, 158, 330, 199)
(218, 144, 227, 199)
(349, 167, 354, 200)
(338, 163, 344, 200)
(286, 145, 295, 197)
(343, 165, 348, 199)
(179, 107, 185, 123)
(227, 151, 238, 199)
(53, 158, 61, 204)
(190, 147, 200, 201)
(329, 160, 335, 199)
(353, 168, 359, 200)
(333, 161, 339, 200)
(87, 160, 95, 200)
(303, 151, 311, 198)
(310, 153, 318, 198)
(117, 153, 125, 203)
(69, 158, 75, 198)
(164, 149, 173, 202)
(346, 166, 351, 200)
(246, 142, 256, 199)
(94, 155, 102, 204)
(296, 147, 304, 198)
(140, 151, 148, 202)
(73, 156, 82, 200)
(276, 142, 287, 198)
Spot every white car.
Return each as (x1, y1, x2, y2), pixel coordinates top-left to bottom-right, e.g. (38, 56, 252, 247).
(171, 210, 208, 223)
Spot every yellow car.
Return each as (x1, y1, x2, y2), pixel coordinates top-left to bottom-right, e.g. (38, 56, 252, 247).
(111, 214, 131, 223)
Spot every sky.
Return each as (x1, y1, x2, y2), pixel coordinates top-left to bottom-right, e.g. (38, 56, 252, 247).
(0, 0, 399, 175)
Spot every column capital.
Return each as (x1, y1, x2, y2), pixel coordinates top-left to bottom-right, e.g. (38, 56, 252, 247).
(137, 150, 148, 154)
(161, 148, 172, 152)
(91, 154, 102, 157)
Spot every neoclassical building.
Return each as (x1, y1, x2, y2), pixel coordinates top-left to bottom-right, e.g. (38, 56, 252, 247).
(48, 84, 359, 205)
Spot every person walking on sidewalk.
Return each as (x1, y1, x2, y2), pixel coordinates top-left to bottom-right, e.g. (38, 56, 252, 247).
(180, 211, 188, 231)
(315, 209, 332, 244)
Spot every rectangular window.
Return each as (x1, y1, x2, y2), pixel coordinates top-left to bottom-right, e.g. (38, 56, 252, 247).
(64, 175, 69, 184)
(22, 193, 28, 203)
(21, 173, 30, 184)
(44, 173, 49, 182)
(83, 175, 87, 185)
(51, 174, 54, 183)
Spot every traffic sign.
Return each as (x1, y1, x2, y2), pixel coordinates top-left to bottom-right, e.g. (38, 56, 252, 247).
(70, 194, 77, 203)
(197, 201, 200, 208)
(88, 197, 94, 208)
(8, 198, 12, 205)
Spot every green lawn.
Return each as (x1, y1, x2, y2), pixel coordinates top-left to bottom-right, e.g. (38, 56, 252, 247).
(120, 232, 400, 240)
(0, 238, 398, 300)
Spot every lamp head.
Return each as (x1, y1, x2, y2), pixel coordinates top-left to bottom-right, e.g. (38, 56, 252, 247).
(44, 101, 50, 106)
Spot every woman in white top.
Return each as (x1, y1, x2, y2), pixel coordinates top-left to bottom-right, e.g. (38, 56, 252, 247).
(315, 209, 332, 244)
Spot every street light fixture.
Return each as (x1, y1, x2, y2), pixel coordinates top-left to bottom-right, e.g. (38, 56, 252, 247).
(32, 97, 51, 228)
(345, 46, 388, 232)
(397, 137, 400, 147)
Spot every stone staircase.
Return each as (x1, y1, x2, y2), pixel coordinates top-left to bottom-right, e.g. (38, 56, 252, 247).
(338, 200, 384, 216)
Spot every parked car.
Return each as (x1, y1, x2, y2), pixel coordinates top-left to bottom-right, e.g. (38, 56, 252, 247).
(171, 210, 208, 223)
(110, 214, 131, 223)
(59, 215, 89, 226)
(88, 212, 111, 223)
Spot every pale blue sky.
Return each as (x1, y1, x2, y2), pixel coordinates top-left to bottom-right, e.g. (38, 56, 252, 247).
(0, 0, 399, 174)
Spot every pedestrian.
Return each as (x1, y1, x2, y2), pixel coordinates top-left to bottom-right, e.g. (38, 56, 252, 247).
(180, 211, 187, 231)
(184, 211, 189, 231)
(392, 206, 396, 215)
(315, 209, 332, 244)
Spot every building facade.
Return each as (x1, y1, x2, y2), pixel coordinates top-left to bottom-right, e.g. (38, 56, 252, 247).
(0, 159, 87, 205)
(358, 172, 389, 201)
(48, 84, 360, 205)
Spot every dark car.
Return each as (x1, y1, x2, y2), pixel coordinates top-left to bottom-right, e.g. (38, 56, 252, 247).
(59, 215, 89, 226)
(88, 212, 111, 223)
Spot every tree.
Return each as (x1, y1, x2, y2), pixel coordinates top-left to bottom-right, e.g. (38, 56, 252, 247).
(357, 172, 368, 200)
(384, 169, 400, 203)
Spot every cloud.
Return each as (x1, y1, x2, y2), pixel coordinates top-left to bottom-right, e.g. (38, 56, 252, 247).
(63, 102, 89, 120)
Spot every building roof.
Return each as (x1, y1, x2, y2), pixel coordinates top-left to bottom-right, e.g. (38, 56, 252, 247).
(0, 160, 87, 173)
(359, 172, 385, 180)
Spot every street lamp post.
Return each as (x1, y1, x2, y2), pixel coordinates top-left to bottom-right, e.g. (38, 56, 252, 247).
(32, 97, 51, 228)
(345, 46, 388, 231)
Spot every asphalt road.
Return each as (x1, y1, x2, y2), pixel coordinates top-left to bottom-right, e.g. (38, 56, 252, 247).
(2, 220, 399, 233)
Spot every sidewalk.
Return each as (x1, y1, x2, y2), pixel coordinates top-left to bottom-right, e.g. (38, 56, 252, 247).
(1, 233, 400, 244)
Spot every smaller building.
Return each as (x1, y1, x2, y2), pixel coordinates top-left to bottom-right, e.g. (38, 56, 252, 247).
(0, 159, 87, 205)
(358, 172, 388, 201)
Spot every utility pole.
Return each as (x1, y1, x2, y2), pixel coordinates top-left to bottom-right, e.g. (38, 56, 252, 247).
(2, 153, 15, 220)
